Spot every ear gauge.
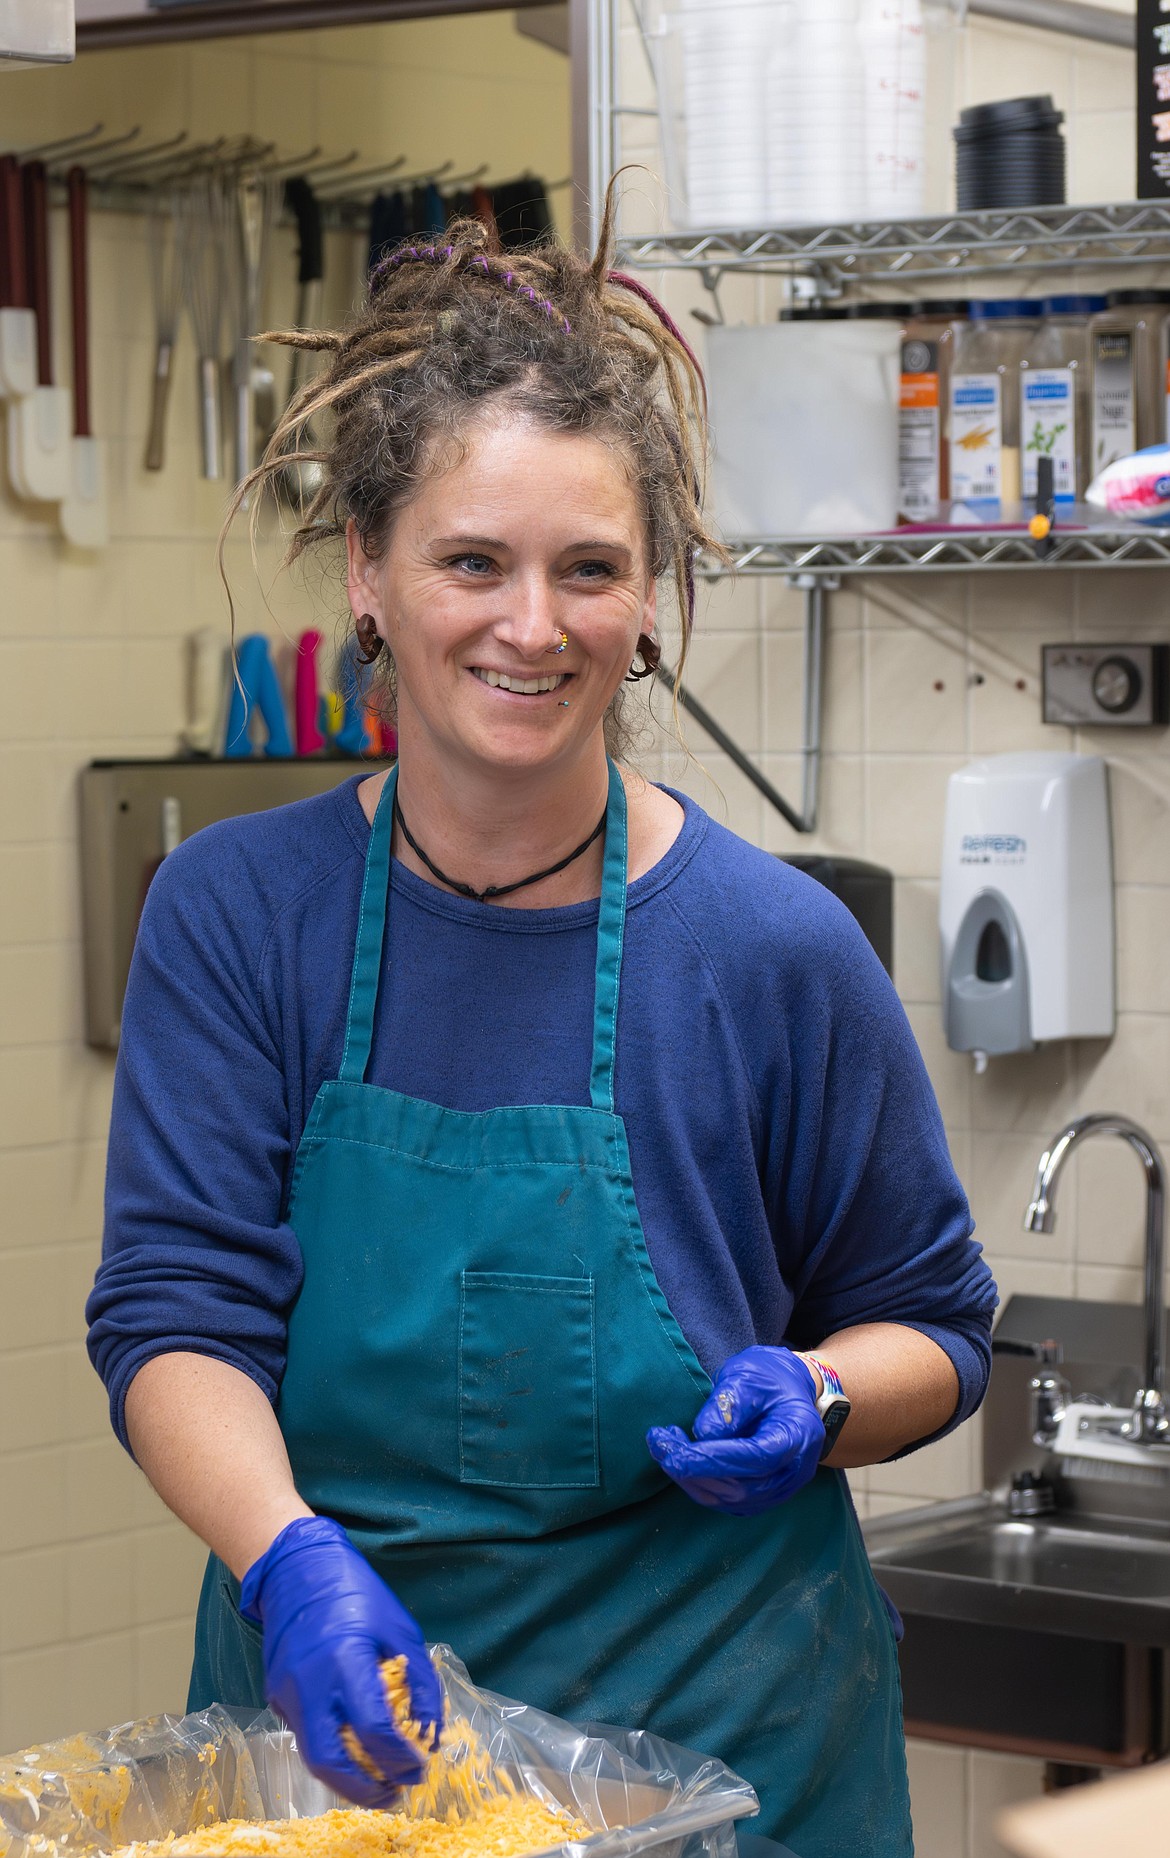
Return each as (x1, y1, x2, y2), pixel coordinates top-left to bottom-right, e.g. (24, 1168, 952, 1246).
(355, 614, 386, 665)
(626, 633, 661, 683)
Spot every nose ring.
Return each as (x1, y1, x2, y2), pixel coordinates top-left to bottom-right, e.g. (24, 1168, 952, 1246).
(552, 630, 568, 655)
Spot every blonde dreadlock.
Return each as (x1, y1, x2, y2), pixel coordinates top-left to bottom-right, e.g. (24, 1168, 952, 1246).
(224, 180, 721, 741)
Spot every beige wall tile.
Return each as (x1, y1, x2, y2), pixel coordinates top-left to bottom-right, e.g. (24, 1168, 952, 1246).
(659, 744, 764, 846)
(66, 1534, 136, 1641)
(894, 878, 941, 1005)
(1076, 1015, 1170, 1144)
(1069, 110, 1136, 206)
(0, 1548, 66, 1656)
(0, 1349, 73, 1453)
(1073, 43, 1135, 115)
(864, 575, 968, 635)
(1116, 887, 1170, 1015)
(968, 1133, 1074, 1266)
(67, 1628, 138, 1737)
(904, 1001, 974, 1132)
(64, 1436, 146, 1542)
(906, 1739, 969, 1858)
(1069, 1137, 1148, 1274)
(868, 1421, 979, 1503)
(759, 754, 866, 860)
(969, 1750, 1046, 1858)
(867, 756, 963, 880)
(0, 1447, 67, 1556)
(866, 630, 968, 756)
(1075, 1261, 1144, 1303)
(0, 1148, 67, 1248)
(1108, 758, 1170, 886)
(969, 632, 1070, 758)
(764, 579, 864, 634)
(968, 572, 1077, 636)
(0, 1249, 93, 1352)
(683, 632, 763, 755)
(133, 1525, 208, 1628)
(981, 1255, 1075, 1305)
(1075, 571, 1170, 636)
(0, 1644, 70, 1751)
(971, 1040, 1080, 1139)
(694, 574, 762, 636)
(0, 945, 80, 1047)
(0, 845, 72, 946)
(134, 1619, 194, 1719)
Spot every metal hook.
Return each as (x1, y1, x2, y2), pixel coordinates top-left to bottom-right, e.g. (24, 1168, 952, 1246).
(315, 153, 411, 199)
(14, 122, 105, 161)
(302, 148, 361, 180)
(84, 130, 187, 177)
(260, 143, 322, 174)
(45, 127, 143, 175)
(441, 162, 491, 190)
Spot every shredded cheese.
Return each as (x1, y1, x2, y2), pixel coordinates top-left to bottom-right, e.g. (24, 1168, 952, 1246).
(104, 1798, 587, 1858)
(101, 1660, 590, 1858)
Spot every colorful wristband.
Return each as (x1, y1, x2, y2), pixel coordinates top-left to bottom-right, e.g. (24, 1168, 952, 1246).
(797, 1351, 845, 1400)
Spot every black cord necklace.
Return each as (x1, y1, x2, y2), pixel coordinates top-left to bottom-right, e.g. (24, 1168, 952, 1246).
(393, 790, 608, 903)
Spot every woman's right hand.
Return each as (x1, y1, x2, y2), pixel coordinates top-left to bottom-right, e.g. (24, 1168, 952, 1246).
(240, 1515, 443, 1807)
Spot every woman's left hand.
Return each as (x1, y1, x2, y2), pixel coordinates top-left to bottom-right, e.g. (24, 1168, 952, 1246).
(646, 1346, 824, 1517)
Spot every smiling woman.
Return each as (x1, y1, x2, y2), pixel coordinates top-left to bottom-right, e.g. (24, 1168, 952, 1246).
(87, 181, 996, 1858)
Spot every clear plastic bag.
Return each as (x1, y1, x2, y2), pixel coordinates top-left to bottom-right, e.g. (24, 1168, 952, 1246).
(0, 1646, 759, 1858)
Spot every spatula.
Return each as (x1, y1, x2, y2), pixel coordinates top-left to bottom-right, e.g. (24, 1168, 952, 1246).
(8, 159, 71, 502)
(59, 164, 107, 546)
(0, 155, 36, 398)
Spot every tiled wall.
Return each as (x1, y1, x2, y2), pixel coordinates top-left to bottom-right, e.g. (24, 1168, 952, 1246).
(0, 16, 568, 1753)
(614, 5, 1164, 1854)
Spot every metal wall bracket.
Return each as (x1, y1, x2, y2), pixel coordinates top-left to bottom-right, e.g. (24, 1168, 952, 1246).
(660, 575, 836, 835)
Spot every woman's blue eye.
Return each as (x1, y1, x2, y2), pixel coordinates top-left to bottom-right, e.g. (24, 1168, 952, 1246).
(574, 559, 617, 581)
(450, 554, 494, 575)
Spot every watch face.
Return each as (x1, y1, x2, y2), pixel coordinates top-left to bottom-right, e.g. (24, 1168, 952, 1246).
(818, 1395, 851, 1459)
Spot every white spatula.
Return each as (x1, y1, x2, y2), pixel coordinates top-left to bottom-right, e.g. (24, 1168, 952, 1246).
(59, 165, 107, 547)
(8, 160, 71, 502)
(0, 155, 36, 397)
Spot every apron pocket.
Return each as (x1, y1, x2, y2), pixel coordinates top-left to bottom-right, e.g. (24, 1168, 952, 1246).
(459, 1271, 599, 1489)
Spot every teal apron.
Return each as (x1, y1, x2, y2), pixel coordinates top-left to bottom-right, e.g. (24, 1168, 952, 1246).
(190, 762, 912, 1858)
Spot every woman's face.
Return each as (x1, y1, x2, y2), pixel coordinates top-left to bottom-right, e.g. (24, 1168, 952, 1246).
(347, 408, 656, 779)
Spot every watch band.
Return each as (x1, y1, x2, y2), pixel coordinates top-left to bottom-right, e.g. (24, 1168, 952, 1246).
(797, 1351, 845, 1400)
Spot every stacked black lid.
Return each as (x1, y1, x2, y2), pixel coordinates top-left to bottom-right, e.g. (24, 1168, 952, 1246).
(954, 95, 1066, 211)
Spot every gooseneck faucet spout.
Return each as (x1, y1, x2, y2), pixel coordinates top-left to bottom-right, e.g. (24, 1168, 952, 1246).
(1025, 1114, 1167, 1442)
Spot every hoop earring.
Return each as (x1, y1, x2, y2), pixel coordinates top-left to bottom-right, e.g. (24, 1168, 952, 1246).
(626, 633, 661, 683)
(355, 614, 385, 665)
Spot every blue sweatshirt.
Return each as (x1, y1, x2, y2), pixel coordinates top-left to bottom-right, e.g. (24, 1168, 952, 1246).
(87, 778, 996, 1455)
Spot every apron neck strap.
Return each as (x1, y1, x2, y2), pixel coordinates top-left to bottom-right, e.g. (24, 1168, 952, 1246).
(590, 758, 628, 1115)
(338, 759, 629, 1103)
(338, 764, 398, 1085)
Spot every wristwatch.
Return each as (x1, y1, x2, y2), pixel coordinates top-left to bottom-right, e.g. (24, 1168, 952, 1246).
(800, 1352, 852, 1460)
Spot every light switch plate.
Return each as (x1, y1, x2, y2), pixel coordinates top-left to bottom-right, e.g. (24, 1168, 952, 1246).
(1042, 643, 1169, 727)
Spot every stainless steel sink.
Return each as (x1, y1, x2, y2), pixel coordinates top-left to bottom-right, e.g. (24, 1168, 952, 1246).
(864, 1495, 1170, 1644)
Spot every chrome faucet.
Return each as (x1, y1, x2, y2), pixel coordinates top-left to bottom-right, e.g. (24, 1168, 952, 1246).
(1024, 1114, 1168, 1444)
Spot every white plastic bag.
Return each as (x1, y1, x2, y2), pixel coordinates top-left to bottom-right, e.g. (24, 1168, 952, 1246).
(0, 1646, 759, 1858)
(1086, 444, 1170, 525)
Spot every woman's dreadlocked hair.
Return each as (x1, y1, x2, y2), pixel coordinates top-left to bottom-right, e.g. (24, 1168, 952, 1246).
(226, 179, 721, 746)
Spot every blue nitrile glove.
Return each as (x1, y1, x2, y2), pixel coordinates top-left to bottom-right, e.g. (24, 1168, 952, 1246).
(646, 1345, 825, 1518)
(240, 1516, 443, 1807)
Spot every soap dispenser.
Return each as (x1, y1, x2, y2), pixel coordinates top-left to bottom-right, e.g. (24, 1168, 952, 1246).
(939, 752, 1114, 1072)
